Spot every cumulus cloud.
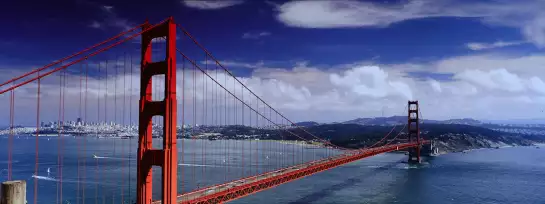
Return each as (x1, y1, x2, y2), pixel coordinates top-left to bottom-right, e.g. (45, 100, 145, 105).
(330, 66, 413, 100)
(182, 0, 243, 10)
(5, 52, 545, 125)
(445, 81, 478, 96)
(528, 77, 545, 95)
(455, 69, 525, 92)
(466, 41, 527, 51)
(428, 79, 442, 93)
(275, 0, 545, 47)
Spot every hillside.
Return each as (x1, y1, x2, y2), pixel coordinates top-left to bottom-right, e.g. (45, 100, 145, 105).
(219, 123, 543, 153)
(341, 116, 482, 126)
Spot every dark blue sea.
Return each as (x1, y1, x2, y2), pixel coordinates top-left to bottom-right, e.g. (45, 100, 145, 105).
(1, 136, 544, 204)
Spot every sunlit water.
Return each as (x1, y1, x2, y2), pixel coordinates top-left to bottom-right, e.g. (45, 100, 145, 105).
(1, 136, 544, 204)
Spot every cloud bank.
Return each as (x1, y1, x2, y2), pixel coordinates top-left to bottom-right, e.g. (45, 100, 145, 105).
(3, 52, 545, 125)
(275, 0, 545, 47)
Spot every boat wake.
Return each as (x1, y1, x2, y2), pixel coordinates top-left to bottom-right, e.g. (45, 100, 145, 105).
(32, 175, 57, 181)
(31, 174, 122, 186)
(178, 163, 217, 167)
(93, 154, 132, 160)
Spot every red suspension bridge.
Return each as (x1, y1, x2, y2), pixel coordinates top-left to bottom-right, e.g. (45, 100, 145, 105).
(0, 17, 429, 204)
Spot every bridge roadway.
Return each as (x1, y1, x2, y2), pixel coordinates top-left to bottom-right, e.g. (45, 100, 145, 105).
(150, 141, 428, 204)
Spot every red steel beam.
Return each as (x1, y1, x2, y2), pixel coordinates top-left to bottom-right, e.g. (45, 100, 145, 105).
(173, 141, 429, 204)
(138, 17, 178, 204)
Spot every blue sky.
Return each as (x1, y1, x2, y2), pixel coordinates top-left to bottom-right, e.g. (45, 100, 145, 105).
(2, 0, 545, 124)
(0, 0, 535, 66)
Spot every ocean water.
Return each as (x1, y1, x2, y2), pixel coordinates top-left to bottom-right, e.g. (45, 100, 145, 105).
(234, 146, 545, 204)
(1, 136, 545, 204)
(0, 136, 334, 203)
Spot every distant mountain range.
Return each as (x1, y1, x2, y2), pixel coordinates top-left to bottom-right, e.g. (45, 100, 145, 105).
(342, 116, 482, 126)
(293, 121, 320, 127)
(294, 116, 483, 127)
(483, 119, 545, 125)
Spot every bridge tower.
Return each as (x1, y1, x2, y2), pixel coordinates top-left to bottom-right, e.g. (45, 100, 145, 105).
(137, 17, 178, 204)
(407, 100, 421, 164)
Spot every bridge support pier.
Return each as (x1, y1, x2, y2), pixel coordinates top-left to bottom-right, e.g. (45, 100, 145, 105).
(408, 148, 421, 164)
(407, 101, 421, 164)
(137, 17, 177, 204)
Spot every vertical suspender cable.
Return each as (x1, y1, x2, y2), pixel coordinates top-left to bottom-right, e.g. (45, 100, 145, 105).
(192, 59, 196, 191)
(104, 59, 108, 203)
(83, 58, 88, 204)
(61, 66, 66, 204)
(8, 86, 14, 180)
(34, 71, 41, 204)
(129, 52, 133, 202)
(113, 54, 118, 203)
(122, 52, 127, 204)
(241, 81, 244, 178)
(202, 56, 205, 188)
(95, 62, 101, 204)
(181, 55, 185, 197)
(78, 63, 82, 204)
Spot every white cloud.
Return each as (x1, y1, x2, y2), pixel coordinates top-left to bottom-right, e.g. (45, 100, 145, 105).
(330, 66, 413, 99)
(103, 5, 114, 12)
(5, 52, 545, 125)
(89, 21, 101, 29)
(275, 0, 545, 47)
(200, 60, 265, 69)
(445, 81, 478, 96)
(242, 31, 271, 39)
(454, 69, 525, 92)
(182, 0, 243, 10)
(466, 41, 527, 51)
(528, 77, 545, 95)
(428, 79, 442, 93)
(89, 5, 134, 31)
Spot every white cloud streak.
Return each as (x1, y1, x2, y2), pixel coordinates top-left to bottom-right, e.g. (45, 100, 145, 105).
(182, 0, 244, 10)
(466, 41, 527, 51)
(200, 60, 265, 69)
(275, 0, 545, 47)
(89, 5, 135, 31)
(242, 31, 271, 39)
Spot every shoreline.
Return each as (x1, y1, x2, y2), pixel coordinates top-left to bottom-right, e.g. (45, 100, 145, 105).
(433, 143, 542, 156)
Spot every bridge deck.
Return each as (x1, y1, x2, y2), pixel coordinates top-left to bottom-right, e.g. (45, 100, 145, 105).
(159, 141, 428, 204)
(177, 153, 345, 202)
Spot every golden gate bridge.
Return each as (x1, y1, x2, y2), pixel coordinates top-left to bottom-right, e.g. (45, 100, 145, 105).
(0, 17, 429, 204)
